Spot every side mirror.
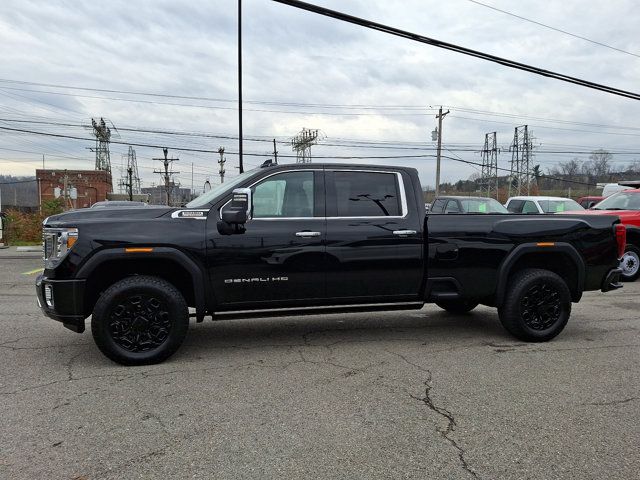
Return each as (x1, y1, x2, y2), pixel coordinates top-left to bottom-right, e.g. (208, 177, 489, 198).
(221, 188, 252, 224)
(218, 188, 251, 235)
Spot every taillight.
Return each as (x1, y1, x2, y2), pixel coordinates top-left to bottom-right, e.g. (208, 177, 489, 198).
(615, 224, 626, 259)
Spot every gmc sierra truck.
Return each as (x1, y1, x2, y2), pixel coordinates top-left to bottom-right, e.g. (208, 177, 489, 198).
(36, 163, 625, 365)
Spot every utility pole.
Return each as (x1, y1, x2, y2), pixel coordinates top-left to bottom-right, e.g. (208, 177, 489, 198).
(509, 125, 534, 197)
(237, 0, 244, 173)
(480, 132, 499, 199)
(63, 170, 69, 210)
(273, 138, 278, 164)
(435, 107, 450, 198)
(291, 128, 319, 163)
(218, 147, 226, 183)
(153, 148, 180, 206)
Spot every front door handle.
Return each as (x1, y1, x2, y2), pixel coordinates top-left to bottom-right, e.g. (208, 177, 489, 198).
(393, 230, 417, 236)
(296, 231, 321, 237)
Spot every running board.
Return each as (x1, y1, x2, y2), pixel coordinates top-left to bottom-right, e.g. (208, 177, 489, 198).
(209, 302, 424, 321)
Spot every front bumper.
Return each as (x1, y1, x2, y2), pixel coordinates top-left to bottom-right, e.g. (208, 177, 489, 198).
(36, 274, 87, 333)
(601, 267, 623, 292)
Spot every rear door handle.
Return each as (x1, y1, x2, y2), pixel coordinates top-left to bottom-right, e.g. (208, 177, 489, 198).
(393, 230, 416, 236)
(295, 231, 321, 237)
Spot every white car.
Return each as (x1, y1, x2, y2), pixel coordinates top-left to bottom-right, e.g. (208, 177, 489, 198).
(505, 196, 584, 214)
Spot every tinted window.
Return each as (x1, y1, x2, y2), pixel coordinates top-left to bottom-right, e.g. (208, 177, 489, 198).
(522, 201, 538, 214)
(459, 198, 509, 213)
(507, 200, 524, 213)
(538, 199, 583, 213)
(444, 200, 460, 214)
(431, 199, 446, 214)
(334, 171, 401, 217)
(252, 171, 314, 218)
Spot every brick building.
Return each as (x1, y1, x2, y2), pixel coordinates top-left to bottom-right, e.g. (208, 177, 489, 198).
(36, 169, 113, 209)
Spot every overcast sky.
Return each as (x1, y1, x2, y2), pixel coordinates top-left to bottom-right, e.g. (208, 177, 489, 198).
(1, 0, 639, 191)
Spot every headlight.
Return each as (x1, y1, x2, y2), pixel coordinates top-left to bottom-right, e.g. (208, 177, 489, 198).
(43, 227, 78, 269)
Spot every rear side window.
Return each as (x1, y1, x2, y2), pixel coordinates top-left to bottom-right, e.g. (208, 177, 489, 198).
(333, 171, 401, 217)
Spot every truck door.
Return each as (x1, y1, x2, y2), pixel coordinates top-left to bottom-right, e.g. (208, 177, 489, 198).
(324, 169, 424, 302)
(208, 169, 326, 308)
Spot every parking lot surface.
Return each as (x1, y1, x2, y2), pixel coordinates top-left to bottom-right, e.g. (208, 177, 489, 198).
(1, 252, 638, 479)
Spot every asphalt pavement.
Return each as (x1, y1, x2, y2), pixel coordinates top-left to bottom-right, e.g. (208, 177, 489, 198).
(0, 252, 638, 479)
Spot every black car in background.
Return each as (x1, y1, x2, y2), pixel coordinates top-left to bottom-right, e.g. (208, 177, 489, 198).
(429, 196, 509, 214)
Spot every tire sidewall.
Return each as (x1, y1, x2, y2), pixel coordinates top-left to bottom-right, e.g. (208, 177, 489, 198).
(501, 269, 571, 342)
(620, 245, 640, 282)
(92, 276, 189, 365)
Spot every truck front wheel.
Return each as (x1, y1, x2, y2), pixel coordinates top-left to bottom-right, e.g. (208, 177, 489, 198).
(91, 275, 189, 365)
(498, 268, 571, 342)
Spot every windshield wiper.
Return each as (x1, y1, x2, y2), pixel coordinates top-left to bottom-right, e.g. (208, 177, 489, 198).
(601, 208, 626, 210)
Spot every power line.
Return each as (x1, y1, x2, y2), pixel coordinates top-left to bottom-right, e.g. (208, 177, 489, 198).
(464, 0, 640, 59)
(272, 0, 640, 101)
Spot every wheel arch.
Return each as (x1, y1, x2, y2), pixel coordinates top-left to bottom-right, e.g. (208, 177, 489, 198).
(496, 243, 585, 306)
(77, 247, 210, 320)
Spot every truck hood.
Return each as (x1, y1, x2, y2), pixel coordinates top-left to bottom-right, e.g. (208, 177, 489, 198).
(44, 206, 176, 226)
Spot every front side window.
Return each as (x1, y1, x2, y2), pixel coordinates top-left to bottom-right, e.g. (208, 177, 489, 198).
(334, 171, 401, 217)
(507, 200, 524, 213)
(430, 199, 446, 214)
(252, 171, 314, 218)
(522, 201, 538, 214)
(444, 200, 461, 214)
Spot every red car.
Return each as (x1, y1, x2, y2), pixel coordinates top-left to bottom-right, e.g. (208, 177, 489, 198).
(566, 182, 640, 281)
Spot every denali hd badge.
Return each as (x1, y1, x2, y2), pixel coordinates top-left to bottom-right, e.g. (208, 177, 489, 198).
(171, 210, 208, 219)
(224, 277, 289, 283)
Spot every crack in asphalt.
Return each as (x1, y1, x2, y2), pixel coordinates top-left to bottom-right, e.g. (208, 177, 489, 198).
(583, 397, 638, 407)
(385, 350, 479, 479)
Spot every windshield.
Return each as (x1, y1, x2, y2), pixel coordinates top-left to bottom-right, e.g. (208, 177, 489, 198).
(460, 198, 509, 213)
(186, 168, 258, 208)
(593, 191, 640, 210)
(538, 199, 583, 213)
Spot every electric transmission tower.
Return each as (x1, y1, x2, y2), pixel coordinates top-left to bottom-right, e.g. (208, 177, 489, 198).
(480, 132, 498, 198)
(509, 125, 534, 197)
(291, 128, 319, 163)
(218, 147, 226, 183)
(119, 146, 141, 200)
(91, 117, 112, 174)
(153, 148, 180, 206)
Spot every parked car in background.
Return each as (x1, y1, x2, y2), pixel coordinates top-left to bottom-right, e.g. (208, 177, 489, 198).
(505, 196, 584, 214)
(563, 182, 640, 281)
(429, 196, 509, 214)
(578, 196, 604, 209)
(602, 183, 628, 198)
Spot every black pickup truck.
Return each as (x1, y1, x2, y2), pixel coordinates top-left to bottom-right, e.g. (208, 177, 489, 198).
(36, 163, 625, 365)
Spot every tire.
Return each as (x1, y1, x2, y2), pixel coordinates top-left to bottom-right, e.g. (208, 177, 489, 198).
(435, 299, 479, 314)
(91, 275, 189, 366)
(498, 268, 571, 342)
(619, 245, 640, 282)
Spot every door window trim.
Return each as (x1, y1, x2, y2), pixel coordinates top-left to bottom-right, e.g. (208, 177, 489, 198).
(219, 168, 408, 220)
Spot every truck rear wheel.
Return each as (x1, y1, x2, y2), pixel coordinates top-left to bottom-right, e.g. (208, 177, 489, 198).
(498, 268, 571, 342)
(435, 299, 478, 314)
(91, 276, 189, 366)
(620, 245, 640, 282)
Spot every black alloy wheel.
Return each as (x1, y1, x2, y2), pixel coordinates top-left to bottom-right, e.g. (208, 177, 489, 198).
(498, 268, 571, 342)
(92, 276, 189, 365)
